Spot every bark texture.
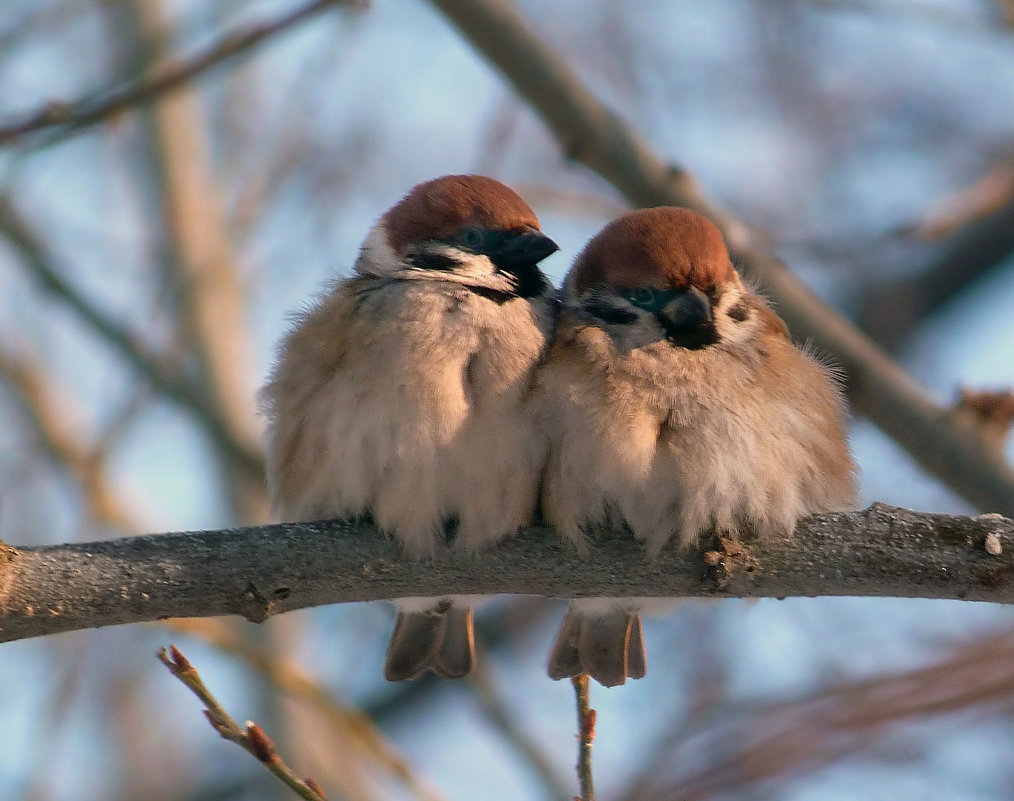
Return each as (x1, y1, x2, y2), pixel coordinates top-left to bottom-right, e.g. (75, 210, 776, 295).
(2, 504, 1013, 643)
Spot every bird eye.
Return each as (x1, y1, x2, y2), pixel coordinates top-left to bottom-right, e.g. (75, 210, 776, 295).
(631, 287, 655, 306)
(459, 228, 485, 249)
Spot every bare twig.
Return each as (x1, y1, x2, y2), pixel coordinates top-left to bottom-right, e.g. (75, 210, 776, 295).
(166, 619, 443, 801)
(0, 0, 365, 146)
(157, 645, 329, 801)
(428, 0, 1014, 516)
(3, 505, 1014, 644)
(572, 674, 596, 801)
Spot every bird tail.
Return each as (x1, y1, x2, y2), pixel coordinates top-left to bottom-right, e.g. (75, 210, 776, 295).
(384, 603, 475, 681)
(547, 601, 646, 687)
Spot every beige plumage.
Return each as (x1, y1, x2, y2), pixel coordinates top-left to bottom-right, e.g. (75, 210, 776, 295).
(260, 175, 558, 680)
(537, 207, 858, 687)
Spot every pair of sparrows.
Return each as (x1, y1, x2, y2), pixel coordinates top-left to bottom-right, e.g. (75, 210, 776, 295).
(261, 174, 858, 688)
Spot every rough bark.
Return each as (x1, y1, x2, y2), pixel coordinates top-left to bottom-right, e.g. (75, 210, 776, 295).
(2, 505, 1013, 644)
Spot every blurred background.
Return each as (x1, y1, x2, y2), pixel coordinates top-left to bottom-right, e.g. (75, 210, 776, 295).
(2, 0, 1014, 799)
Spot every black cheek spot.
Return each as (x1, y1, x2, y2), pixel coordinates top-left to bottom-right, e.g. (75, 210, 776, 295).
(728, 300, 749, 323)
(583, 299, 638, 325)
(408, 253, 458, 271)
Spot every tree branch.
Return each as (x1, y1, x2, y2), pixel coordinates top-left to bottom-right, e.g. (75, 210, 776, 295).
(2, 505, 1013, 644)
(158, 645, 330, 801)
(123, 0, 268, 524)
(860, 196, 1014, 350)
(0, 0, 365, 147)
(427, 0, 1014, 516)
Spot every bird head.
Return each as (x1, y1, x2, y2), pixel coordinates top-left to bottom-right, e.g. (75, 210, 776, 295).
(565, 207, 768, 350)
(355, 175, 558, 299)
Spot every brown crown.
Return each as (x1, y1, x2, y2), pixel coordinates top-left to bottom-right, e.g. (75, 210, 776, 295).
(570, 207, 734, 294)
(383, 175, 541, 252)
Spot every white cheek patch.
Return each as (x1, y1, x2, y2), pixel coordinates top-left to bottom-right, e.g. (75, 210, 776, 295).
(354, 223, 401, 277)
(401, 245, 510, 290)
(713, 283, 759, 346)
(354, 225, 514, 292)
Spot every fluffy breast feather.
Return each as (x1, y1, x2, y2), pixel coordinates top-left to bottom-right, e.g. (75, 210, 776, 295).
(262, 277, 555, 554)
(538, 306, 857, 553)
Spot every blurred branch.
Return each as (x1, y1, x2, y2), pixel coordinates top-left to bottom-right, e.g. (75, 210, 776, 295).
(807, 0, 1014, 34)
(0, 347, 136, 531)
(861, 190, 1014, 350)
(0, 196, 264, 478)
(630, 631, 1014, 799)
(916, 161, 1014, 240)
(0, 0, 365, 147)
(466, 657, 571, 801)
(952, 388, 1014, 455)
(428, 0, 1014, 516)
(3, 505, 1014, 643)
(0, 0, 107, 51)
(157, 645, 330, 801)
(125, 0, 266, 524)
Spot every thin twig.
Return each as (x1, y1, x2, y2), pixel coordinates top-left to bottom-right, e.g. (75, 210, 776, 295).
(0, 0, 365, 146)
(572, 674, 595, 801)
(166, 618, 443, 801)
(4, 505, 1014, 643)
(428, 0, 1014, 516)
(157, 645, 330, 801)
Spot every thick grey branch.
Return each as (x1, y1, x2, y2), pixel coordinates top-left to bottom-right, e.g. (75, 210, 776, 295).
(2, 505, 1013, 644)
(428, 0, 1014, 516)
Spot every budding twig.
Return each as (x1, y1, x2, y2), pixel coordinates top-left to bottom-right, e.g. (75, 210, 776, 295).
(157, 645, 329, 801)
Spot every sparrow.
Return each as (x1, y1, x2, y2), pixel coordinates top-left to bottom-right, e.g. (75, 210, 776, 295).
(537, 207, 858, 687)
(260, 174, 559, 680)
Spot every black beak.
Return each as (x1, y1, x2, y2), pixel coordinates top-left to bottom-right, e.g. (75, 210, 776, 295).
(658, 286, 712, 330)
(493, 230, 559, 272)
(657, 287, 717, 349)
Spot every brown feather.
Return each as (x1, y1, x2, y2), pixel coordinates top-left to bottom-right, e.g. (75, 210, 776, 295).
(570, 207, 734, 294)
(384, 174, 541, 251)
